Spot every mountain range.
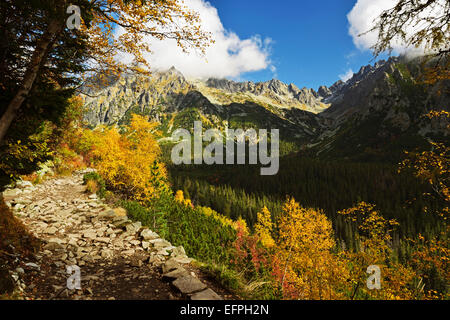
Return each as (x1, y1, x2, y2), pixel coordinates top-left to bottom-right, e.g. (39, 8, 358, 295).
(82, 56, 449, 162)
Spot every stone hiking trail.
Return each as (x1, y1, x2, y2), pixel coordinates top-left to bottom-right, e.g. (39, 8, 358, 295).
(3, 170, 225, 300)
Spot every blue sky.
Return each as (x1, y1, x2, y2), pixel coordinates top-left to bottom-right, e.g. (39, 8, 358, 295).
(209, 0, 384, 89)
(141, 0, 399, 90)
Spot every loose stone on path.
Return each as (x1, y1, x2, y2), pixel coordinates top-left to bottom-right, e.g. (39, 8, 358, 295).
(2, 170, 224, 300)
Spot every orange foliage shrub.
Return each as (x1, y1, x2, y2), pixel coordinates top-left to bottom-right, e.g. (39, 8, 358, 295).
(232, 218, 269, 277)
(0, 198, 40, 257)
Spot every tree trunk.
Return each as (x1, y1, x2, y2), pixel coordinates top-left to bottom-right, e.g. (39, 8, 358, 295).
(0, 19, 63, 144)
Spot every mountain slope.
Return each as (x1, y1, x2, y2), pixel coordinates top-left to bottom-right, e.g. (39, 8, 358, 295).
(310, 56, 450, 161)
(82, 56, 449, 162)
(82, 67, 326, 148)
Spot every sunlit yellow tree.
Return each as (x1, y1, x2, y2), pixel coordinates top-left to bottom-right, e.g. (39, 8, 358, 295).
(339, 202, 417, 300)
(85, 114, 168, 203)
(274, 198, 348, 300)
(409, 234, 449, 299)
(255, 206, 275, 248)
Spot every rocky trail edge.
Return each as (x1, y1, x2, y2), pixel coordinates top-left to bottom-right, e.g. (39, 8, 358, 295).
(2, 170, 229, 300)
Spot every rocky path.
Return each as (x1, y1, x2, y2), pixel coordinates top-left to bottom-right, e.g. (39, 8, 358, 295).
(3, 170, 224, 300)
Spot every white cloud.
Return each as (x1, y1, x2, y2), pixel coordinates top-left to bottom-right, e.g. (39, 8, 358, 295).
(117, 0, 273, 79)
(347, 0, 445, 56)
(339, 69, 354, 82)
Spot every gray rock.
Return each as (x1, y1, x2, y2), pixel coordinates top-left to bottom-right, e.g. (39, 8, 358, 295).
(17, 199, 32, 205)
(14, 203, 26, 210)
(151, 238, 171, 249)
(141, 241, 150, 249)
(15, 268, 25, 274)
(101, 249, 114, 259)
(140, 229, 159, 240)
(44, 226, 58, 234)
(3, 188, 22, 198)
(112, 216, 129, 228)
(190, 288, 222, 300)
(162, 258, 180, 274)
(130, 240, 141, 246)
(157, 249, 170, 256)
(125, 221, 142, 234)
(24, 262, 40, 270)
(96, 237, 110, 243)
(163, 245, 176, 252)
(16, 180, 33, 188)
(170, 246, 186, 258)
(11, 273, 19, 282)
(122, 249, 135, 256)
(98, 209, 116, 219)
(173, 257, 193, 264)
(162, 268, 189, 281)
(129, 257, 143, 267)
(172, 275, 207, 294)
(83, 231, 97, 239)
(48, 238, 65, 245)
(149, 255, 164, 266)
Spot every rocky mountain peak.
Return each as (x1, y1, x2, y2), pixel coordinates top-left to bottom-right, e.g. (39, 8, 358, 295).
(202, 77, 328, 113)
(80, 55, 448, 165)
(316, 58, 401, 104)
(318, 85, 332, 98)
(166, 66, 185, 78)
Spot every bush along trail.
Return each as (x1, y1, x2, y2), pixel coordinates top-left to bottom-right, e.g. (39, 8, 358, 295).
(1, 169, 224, 300)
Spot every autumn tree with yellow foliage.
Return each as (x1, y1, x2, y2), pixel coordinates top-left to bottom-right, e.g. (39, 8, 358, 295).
(0, 0, 212, 144)
(409, 234, 449, 299)
(400, 113, 449, 220)
(369, 0, 449, 222)
(367, 0, 449, 86)
(339, 202, 419, 300)
(272, 198, 348, 300)
(255, 206, 275, 248)
(367, 1, 449, 299)
(80, 114, 168, 204)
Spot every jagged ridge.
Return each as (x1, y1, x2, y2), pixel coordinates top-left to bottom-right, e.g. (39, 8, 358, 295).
(82, 56, 449, 161)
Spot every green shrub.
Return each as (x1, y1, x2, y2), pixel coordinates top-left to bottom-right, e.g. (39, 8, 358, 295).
(120, 193, 236, 265)
(119, 198, 169, 237)
(164, 201, 237, 265)
(83, 172, 106, 198)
